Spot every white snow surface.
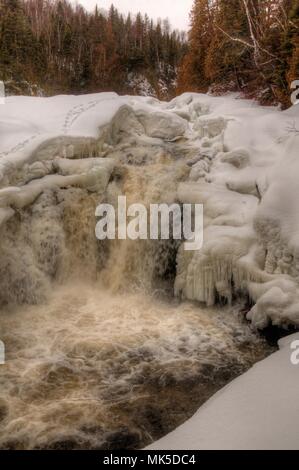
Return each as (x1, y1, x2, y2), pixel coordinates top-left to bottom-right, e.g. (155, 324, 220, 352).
(147, 332, 299, 450)
(0, 92, 299, 329)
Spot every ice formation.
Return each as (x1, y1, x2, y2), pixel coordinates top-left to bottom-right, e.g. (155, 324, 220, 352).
(1, 91, 298, 449)
(169, 94, 299, 329)
(0, 92, 299, 326)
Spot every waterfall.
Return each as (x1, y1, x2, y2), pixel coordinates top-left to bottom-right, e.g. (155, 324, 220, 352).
(0, 101, 274, 450)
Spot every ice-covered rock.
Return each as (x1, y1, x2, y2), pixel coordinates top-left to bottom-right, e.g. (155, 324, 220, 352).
(104, 104, 188, 144)
(172, 94, 299, 329)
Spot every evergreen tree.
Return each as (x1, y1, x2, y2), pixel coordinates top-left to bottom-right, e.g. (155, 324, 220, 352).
(0, 0, 40, 81)
(0, 0, 186, 97)
(179, 0, 299, 106)
(178, 0, 213, 92)
(205, 0, 250, 89)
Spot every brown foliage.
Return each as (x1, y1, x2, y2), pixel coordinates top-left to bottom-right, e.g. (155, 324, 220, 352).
(178, 0, 299, 107)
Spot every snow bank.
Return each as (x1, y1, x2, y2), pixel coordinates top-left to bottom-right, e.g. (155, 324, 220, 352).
(0, 93, 187, 181)
(147, 332, 299, 450)
(0, 93, 186, 224)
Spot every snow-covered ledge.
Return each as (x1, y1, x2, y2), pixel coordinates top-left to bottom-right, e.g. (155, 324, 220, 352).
(147, 333, 299, 450)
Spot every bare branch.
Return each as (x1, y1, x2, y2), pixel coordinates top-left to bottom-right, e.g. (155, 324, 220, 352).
(217, 0, 282, 67)
(215, 25, 253, 49)
(242, 0, 260, 66)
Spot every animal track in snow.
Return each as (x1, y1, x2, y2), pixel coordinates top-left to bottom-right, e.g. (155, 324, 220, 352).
(0, 133, 41, 158)
(63, 100, 102, 135)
